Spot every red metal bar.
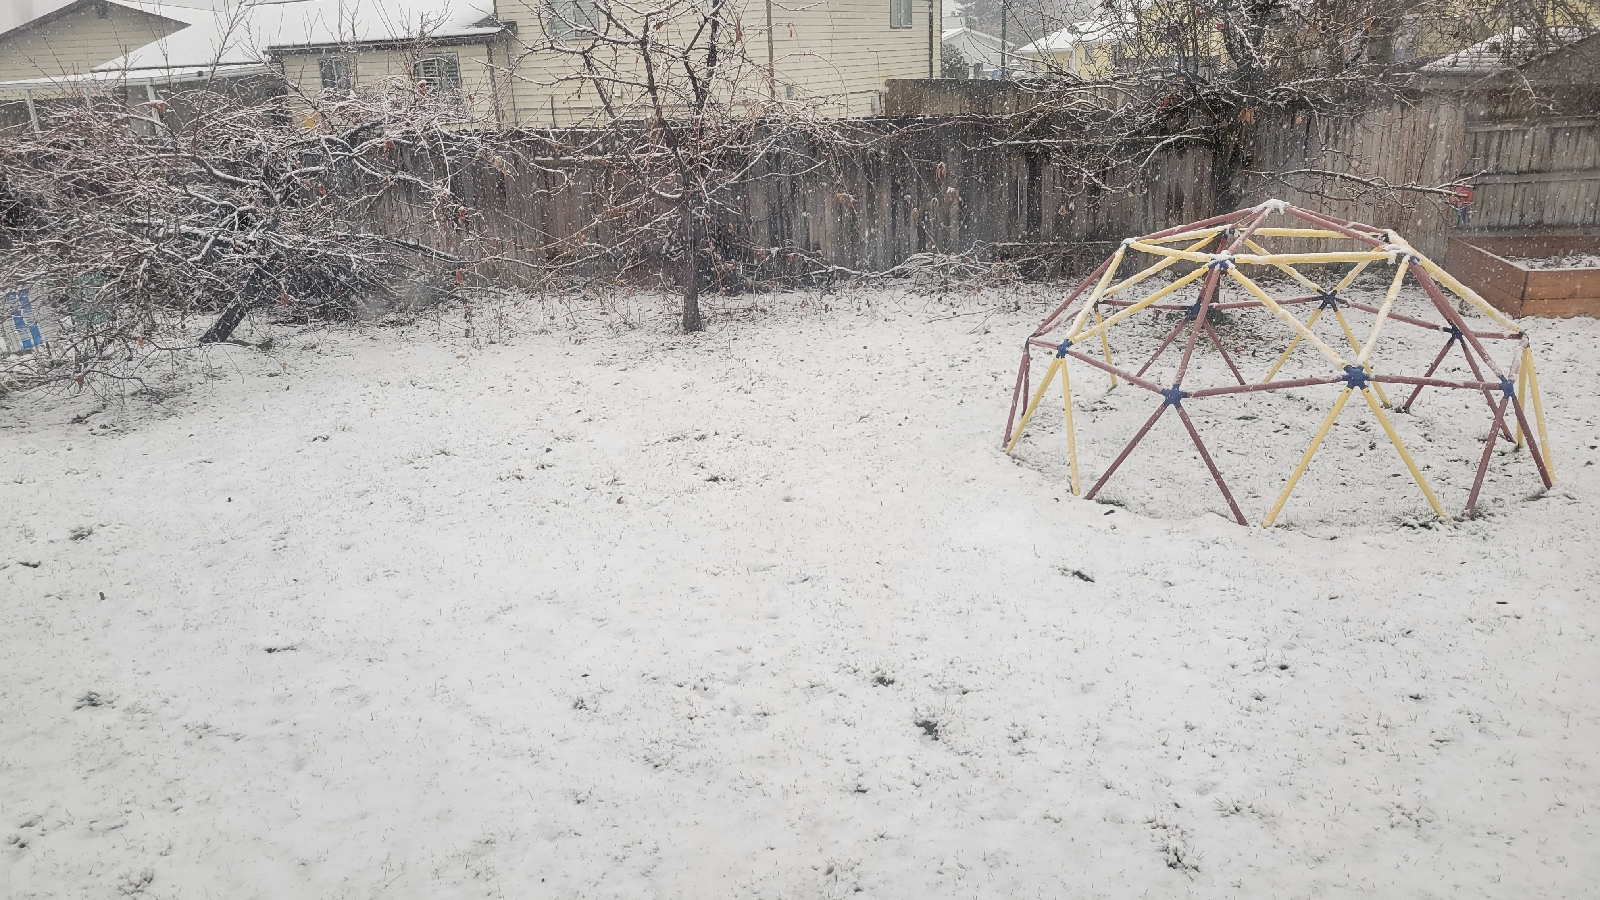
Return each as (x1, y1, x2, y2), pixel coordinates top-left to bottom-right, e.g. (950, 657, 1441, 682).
(1202, 319, 1246, 385)
(1340, 300, 1448, 333)
(1171, 267, 1221, 386)
(1003, 345, 1031, 447)
(1084, 402, 1168, 500)
(1465, 391, 1512, 517)
(1410, 263, 1508, 381)
(1137, 208, 1257, 243)
(1188, 376, 1343, 398)
(1175, 406, 1248, 525)
(1034, 253, 1117, 337)
(1065, 349, 1163, 393)
(1024, 337, 1164, 392)
(1452, 329, 1518, 442)
(1135, 317, 1191, 377)
(1398, 335, 1459, 412)
(1284, 207, 1387, 247)
(1372, 375, 1498, 390)
(1507, 395, 1553, 488)
(1223, 209, 1273, 254)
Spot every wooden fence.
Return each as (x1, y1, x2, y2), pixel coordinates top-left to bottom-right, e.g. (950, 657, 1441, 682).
(365, 117, 1217, 286)
(330, 80, 1600, 284)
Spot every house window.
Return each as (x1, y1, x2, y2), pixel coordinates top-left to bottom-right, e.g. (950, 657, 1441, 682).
(319, 56, 353, 92)
(547, 0, 599, 42)
(889, 0, 913, 29)
(413, 52, 462, 94)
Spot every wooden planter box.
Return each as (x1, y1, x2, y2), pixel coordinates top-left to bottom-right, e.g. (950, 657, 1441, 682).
(1445, 235, 1600, 318)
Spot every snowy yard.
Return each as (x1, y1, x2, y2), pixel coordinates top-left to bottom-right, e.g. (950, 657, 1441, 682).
(3, 286, 1598, 898)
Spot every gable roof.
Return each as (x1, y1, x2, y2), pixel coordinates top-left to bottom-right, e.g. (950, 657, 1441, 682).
(0, 0, 504, 87)
(260, 0, 501, 51)
(1420, 26, 1594, 75)
(1014, 19, 1116, 57)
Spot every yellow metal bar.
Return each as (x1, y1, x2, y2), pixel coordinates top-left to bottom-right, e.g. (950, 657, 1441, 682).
(1227, 267, 1349, 369)
(1068, 264, 1211, 344)
(1123, 240, 1213, 263)
(1262, 388, 1353, 528)
(1262, 307, 1324, 382)
(1061, 358, 1081, 495)
(1333, 260, 1372, 292)
(1231, 251, 1394, 266)
(1360, 386, 1450, 520)
(1332, 307, 1392, 407)
(1064, 244, 1129, 339)
(1245, 238, 1325, 294)
(1004, 358, 1061, 455)
(1140, 226, 1228, 245)
(1514, 347, 1530, 447)
(1092, 308, 1117, 388)
(1104, 234, 1217, 298)
(1355, 262, 1409, 366)
(1526, 346, 1553, 481)
(1410, 253, 1521, 332)
(1251, 227, 1347, 239)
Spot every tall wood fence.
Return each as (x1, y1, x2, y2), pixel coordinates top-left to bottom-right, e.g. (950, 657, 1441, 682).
(367, 117, 1216, 286)
(368, 81, 1599, 283)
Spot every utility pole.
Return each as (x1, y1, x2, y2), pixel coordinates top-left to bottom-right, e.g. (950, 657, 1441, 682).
(999, 0, 1009, 80)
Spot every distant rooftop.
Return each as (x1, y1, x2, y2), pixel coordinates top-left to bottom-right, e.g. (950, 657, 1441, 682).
(1420, 26, 1593, 75)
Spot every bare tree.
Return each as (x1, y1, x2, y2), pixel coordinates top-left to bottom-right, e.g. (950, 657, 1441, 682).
(508, 0, 850, 331)
(0, 76, 514, 390)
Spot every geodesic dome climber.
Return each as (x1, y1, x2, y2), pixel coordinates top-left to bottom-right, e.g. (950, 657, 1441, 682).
(1001, 201, 1555, 527)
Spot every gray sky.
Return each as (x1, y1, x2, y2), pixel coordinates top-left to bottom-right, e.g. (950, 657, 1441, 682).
(4, 0, 86, 33)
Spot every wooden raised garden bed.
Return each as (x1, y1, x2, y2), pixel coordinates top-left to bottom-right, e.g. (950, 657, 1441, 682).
(1445, 235, 1600, 318)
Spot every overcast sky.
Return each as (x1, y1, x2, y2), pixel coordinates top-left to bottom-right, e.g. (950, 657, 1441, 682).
(3, 0, 74, 34)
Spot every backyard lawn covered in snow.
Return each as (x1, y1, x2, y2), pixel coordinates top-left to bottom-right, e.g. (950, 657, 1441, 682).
(3, 285, 1598, 898)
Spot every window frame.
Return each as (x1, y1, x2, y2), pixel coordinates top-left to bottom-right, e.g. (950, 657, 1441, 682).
(547, 0, 600, 43)
(318, 55, 354, 93)
(412, 52, 462, 95)
(889, 0, 913, 29)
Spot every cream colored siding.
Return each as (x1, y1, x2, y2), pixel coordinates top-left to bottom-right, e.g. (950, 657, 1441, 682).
(771, 0, 937, 115)
(0, 3, 184, 81)
(280, 42, 508, 124)
(276, 0, 935, 128)
(491, 0, 936, 124)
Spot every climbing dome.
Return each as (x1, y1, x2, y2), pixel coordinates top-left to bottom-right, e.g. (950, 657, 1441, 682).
(1002, 201, 1554, 527)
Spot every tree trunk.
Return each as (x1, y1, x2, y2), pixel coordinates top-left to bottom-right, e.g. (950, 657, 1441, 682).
(199, 274, 260, 344)
(199, 300, 254, 344)
(681, 193, 704, 333)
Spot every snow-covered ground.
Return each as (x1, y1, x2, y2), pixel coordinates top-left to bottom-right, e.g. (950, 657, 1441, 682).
(3, 284, 1598, 899)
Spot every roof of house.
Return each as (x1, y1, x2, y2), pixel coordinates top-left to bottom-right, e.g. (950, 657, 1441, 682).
(1420, 26, 1592, 75)
(260, 0, 501, 51)
(941, 26, 1005, 46)
(1014, 20, 1116, 57)
(0, 0, 502, 87)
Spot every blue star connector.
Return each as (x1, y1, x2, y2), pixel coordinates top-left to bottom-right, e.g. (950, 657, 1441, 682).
(1318, 291, 1341, 310)
(1161, 387, 1186, 407)
(1055, 339, 1073, 358)
(1342, 365, 1371, 390)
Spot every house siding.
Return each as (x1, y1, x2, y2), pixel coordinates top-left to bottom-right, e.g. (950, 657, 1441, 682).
(493, 0, 938, 125)
(0, 3, 185, 81)
(279, 42, 507, 125)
